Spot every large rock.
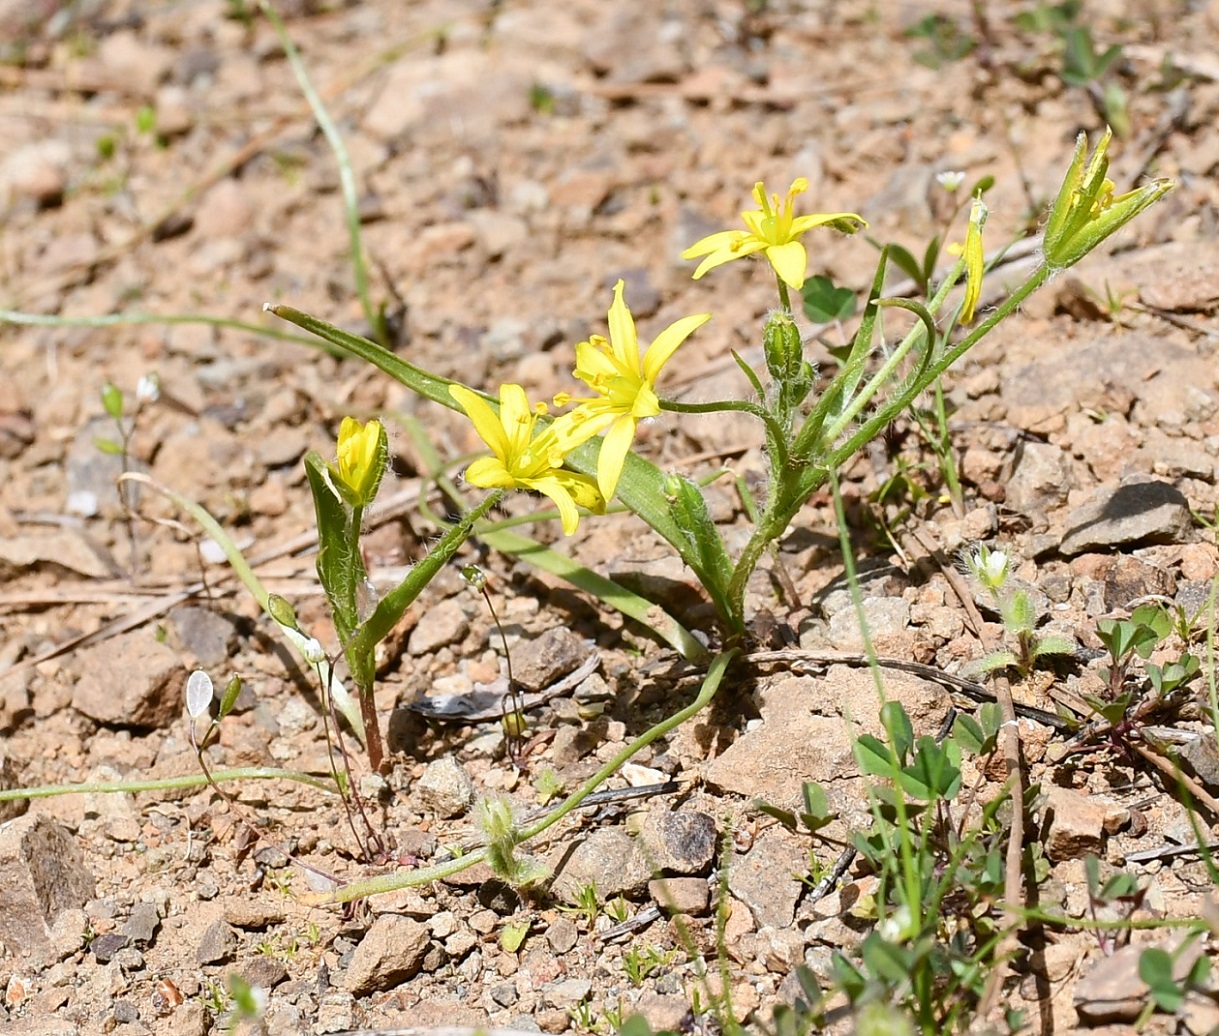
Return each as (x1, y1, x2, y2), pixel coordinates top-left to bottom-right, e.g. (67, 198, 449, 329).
(343, 914, 430, 996)
(0, 814, 96, 962)
(1059, 474, 1193, 556)
(72, 632, 183, 729)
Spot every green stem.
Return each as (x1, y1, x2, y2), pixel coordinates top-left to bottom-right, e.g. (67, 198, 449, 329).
(776, 277, 792, 313)
(0, 767, 340, 803)
(311, 648, 738, 904)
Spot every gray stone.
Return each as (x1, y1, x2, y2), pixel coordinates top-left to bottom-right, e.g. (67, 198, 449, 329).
(195, 919, 237, 964)
(412, 756, 475, 818)
(0, 815, 95, 962)
(121, 901, 161, 946)
(649, 877, 711, 916)
(512, 627, 589, 692)
(543, 977, 592, 1008)
(550, 829, 652, 904)
(826, 596, 911, 653)
(343, 914, 430, 995)
(1005, 441, 1072, 517)
(72, 632, 183, 729)
(407, 598, 469, 656)
(1074, 937, 1204, 1023)
(1060, 475, 1194, 555)
(1043, 785, 1108, 862)
(639, 810, 717, 874)
(169, 607, 237, 669)
(90, 932, 128, 962)
(0, 530, 118, 581)
(545, 916, 579, 954)
(727, 826, 806, 929)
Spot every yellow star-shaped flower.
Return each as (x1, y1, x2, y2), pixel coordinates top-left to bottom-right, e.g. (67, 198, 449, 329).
(681, 178, 866, 290)
(555, 280, 710, 502)
(450, 383, 603, 535)
(334, 416, 387, 507)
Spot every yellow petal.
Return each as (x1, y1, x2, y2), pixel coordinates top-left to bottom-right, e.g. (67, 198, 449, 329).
(596, 416, 637, 501)
(765, 240, 809, 289)
(496, 383, 536, 459)
(528, 475, 582, 535)
(681, 229, 745, 260)
(691, 239, 766, 280)
(642, 312, 711, 384)
(450, 385, 508, 462)
(788, 211, 866, 236)
(464, 455, 516, 489)
(606, 280, 639, 373)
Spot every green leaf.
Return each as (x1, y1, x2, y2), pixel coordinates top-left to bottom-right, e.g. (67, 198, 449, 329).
(855, 733, 899, 780)
(218, 674, 243, 720)
(880, 701, 914, 763)
(500, 921, 529, 953)
(100, 382, 124, 419)
(952, 714, 987, 754)
(754, 800, 799, 831)
(799, 781, 836, 832)
(1138, 947, 1182, 1013)
(93, 437, 124, 456)
(899, 736, 962, 801)
(801, 275, 856, 323)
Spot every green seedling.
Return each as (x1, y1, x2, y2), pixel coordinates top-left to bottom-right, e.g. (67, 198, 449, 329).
(622, 944, 677, 987)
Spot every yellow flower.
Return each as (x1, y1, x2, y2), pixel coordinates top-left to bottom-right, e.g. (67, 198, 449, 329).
(450, 383, 603, 535)
(681, 178, 866, 290)
(334, 417, 387, 507)
(555, 280, 711, 502)
(948, 195, 988, 324)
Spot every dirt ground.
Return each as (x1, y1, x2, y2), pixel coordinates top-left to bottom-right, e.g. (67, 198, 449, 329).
(3, 1, 1219, 1034)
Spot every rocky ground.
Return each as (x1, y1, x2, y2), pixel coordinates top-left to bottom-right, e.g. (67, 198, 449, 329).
(2, 0, 1219, 1034)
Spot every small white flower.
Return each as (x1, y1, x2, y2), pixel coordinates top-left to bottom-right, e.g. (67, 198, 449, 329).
(970, 544, 1009, 590)
(136, 373, 161, 403)
(935, 170, 966, 193)
(877, 904, 914, 944)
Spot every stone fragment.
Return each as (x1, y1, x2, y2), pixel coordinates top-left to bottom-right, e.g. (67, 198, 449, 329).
(633, 994, 691, 1035)
(466, 210, 528, 260)
(121, 901, 161, 946)
(550, 829, 652, 904)
(84, 766, 142, 843)
(649, 877, 710, 916)
(546, 916, 579, 954)
(826, 596, 911, 654)
(543, 977, 592, 1009)
(639, 810, 717, 874)
(0, 815, 95, 962)
(343, 914, 430, 996)
(407, 598, 469, 656)
(1074, 937, 1204, 1023)
(412, 756, 475, 818)
(0, 751, 29, 823)
(512, 626, 589, 692)
(90, 932, 128, 963)
(1005, 441, 1072, 517)
(0, 141, 70, 207)
(169, 606, 237, 668)
(1043, 785, 1109, 861)
(0, 531, 118, 580)
(195, 920, 237, 964)
(726, 827, 806, 929)
(315, 990, 357, 1034)
(72, 632, 183, 729)
(1059, 475, 1193, 556)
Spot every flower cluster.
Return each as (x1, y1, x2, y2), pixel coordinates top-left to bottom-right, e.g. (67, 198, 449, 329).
(447, 178, 864, 533)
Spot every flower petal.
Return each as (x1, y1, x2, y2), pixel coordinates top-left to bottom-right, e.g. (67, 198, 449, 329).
(606, 280, 640, 373)
(681, 229, 745, 259)
(464, 455, 516, 489)
(527, 475, 582, 535)
(642, 312, 712, 384)
(450, 385, 508, 461)
(496, 383, 535, 459)
(765, 240, 809, 289)
(573, 337, 619, 384)
(691, 239, 766, 280)
(596, 415, 638, 501)
(788, 211, 867, 236)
